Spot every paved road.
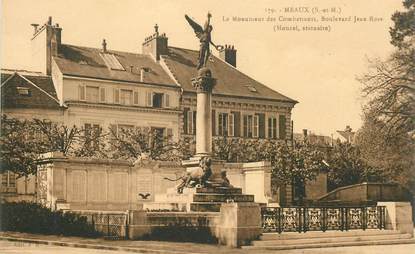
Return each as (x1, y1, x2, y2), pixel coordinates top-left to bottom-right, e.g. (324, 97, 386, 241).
(1, 240, 414, 254)
(0, 241, 130, 254)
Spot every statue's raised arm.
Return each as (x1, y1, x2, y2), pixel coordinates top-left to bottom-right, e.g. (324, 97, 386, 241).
(185, 13, 222, 69)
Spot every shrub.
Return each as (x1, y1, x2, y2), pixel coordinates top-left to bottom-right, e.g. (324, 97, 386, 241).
(0, 201, 99, 237)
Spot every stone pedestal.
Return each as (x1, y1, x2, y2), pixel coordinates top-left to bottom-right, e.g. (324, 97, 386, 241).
(190, 187, 255, 212)
(127, 210, 150, 239)
(216, 202, 262, 247)
(378, 202, 414, 236)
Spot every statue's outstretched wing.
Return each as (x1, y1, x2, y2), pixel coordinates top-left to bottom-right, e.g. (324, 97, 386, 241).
(185, 15, 204, 38)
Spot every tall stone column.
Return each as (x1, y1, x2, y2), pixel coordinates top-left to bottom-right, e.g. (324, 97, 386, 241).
(192, 67, 216, 157)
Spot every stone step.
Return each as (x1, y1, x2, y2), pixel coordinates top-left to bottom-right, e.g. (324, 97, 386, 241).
(190, 202, 222, 212)
(196, 187, 242, 194)
(242, 237, 415, 250)
(193, 194, 254, 203)
(253, 233, 413, 246)
(260, 229, 401, 240)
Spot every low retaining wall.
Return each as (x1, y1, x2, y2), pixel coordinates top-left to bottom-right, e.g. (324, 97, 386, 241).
(128, 202, 262, 247)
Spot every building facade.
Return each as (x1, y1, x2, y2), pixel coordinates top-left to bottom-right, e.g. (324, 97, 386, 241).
(1, 16, 298, 201)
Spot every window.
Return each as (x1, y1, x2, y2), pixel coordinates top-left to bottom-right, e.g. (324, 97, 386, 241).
(243, 115, 253, 138)
(242, 114, 260, 138)
(245, 85, 257, 93)
(100, 53, 125, 71)
(152, 93, 163, 108)
(16, 87, 30, 96)
(2, 171, 16, 189)
(268, 117, 277, 138)
(120, 89, 133, 105)
(84, 123, 101, 149)
(86, 86, 99, 103)
(218, 113, 228, 136)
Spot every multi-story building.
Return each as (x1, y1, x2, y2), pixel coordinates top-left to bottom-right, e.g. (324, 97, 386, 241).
(3, 16, 297, 141)
(1, 16, 298, 201)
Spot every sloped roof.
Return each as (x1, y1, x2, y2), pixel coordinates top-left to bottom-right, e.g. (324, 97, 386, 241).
(1, 71, 61, 109)
(163, 47, 297, 103)
(53, 44, 178, 87)
(53, 44, 296, 103)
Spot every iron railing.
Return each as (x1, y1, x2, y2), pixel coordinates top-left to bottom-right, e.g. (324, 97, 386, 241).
(82, 212, 128, 239)
(261, 206, 386, 233)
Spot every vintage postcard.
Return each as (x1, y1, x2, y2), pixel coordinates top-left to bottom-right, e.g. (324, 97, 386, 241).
(1, 0, 413, 253)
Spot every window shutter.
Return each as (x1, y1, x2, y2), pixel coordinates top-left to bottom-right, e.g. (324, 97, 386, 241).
(133, 90, 139, 105)
(233, 111, 241, 137)
(243, 115, 248, 137)
(146, 91, 152, 106)
(187, 111, 193, 135)
(99, 87, 106, 103)
(272, 118, 278, 138)
(165, 94, 170, 108)
(79, 84, 86, 101)
(211, 109, 216, 136)
(228, 113, 234, 137)
(279, 115, 286, 139)
(258, 113, 265, 138)
(183, 107, 189, 134)
(113, 88, 120, 104)
(253, 115, 259, 138)
(167, 128, 173, 141)
(192, 111, 197, 135)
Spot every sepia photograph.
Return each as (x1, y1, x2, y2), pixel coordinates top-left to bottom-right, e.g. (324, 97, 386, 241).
(0, 0, 414, 253)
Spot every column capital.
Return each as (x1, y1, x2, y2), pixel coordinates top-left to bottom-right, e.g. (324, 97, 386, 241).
(191, 67, 216, 93)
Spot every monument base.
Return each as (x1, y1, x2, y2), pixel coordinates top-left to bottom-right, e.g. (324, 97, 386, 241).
(191, 187, 255, 212)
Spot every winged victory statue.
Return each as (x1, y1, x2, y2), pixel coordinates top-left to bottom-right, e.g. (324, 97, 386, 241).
(185, 12, 223, 70)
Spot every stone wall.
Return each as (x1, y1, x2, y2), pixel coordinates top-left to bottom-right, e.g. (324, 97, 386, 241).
(38, 152, 273, 211)
(37, 152, 184, 210)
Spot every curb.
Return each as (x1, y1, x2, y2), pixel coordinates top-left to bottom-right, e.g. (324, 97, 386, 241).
(0, 236, 205, 254)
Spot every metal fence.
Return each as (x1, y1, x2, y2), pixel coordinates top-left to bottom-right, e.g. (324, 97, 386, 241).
(82, 212, 128, 239)
(261, 206, 386, 233)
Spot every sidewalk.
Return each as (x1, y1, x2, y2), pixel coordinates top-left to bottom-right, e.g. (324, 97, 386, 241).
(0, 231, 247, 254)
(1, 231, 414, 254)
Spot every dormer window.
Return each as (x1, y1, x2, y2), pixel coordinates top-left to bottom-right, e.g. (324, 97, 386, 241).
(16, 87, 30, 96)
(100, 53, 125, 71)
(245, 85, 257, 93)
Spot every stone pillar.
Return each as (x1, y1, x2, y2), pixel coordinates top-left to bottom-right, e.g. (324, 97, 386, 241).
(216, 202, 262, 247)
(191, 67, 216, 157)
(127, 210, 150, 239)
(378, 202, 413, 236)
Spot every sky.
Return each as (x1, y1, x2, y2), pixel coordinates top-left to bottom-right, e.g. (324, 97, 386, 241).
(0, 0, 403, 136)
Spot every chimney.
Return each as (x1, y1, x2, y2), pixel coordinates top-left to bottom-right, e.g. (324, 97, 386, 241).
(102, 39, 107, 53)
(142, 24, 168, 61)
(219, 44, 237, 67)
(31, 16, 62, 75)
(303, 129, 308, 138)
